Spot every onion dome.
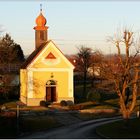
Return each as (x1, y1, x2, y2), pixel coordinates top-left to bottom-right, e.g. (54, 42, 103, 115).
(36, 12, 47, 27)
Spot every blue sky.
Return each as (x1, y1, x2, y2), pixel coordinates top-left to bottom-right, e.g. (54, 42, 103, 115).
(0, 1, 140, 55)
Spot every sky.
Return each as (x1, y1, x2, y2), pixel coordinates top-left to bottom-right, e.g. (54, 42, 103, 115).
(0, 1, 140, 55)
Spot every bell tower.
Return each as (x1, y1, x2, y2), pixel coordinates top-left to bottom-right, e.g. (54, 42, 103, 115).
(34, 5, 49, 49)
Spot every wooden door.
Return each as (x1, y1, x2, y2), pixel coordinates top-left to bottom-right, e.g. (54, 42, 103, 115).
(46, 86, 56, 102)
(46, 87, 51, 102)
(51, 87, 56, 101)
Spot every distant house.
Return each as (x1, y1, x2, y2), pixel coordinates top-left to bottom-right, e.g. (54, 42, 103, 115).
(66, 55, 101, 77)
(20, 8, 74, 106)
(87, 66, 100, 77)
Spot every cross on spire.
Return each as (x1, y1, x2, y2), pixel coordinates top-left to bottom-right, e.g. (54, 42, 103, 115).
(40, 4, 42, 13)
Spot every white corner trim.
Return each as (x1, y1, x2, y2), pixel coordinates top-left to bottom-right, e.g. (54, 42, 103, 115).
(68, 70, 74, 97)
(27, 70, 33, 98)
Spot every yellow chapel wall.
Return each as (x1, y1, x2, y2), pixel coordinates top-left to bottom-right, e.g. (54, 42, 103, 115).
(32, 71, 69, 99)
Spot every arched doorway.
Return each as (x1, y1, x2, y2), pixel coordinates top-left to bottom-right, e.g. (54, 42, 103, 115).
(46, 80, 57, 102)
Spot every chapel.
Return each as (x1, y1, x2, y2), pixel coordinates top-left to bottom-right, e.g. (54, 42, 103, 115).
(20, 7, 74, 106)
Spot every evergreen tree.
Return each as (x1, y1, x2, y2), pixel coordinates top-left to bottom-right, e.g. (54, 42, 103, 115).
(0, 33, 25, 63)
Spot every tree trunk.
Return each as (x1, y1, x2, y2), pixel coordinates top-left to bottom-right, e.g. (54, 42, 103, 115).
(122, 110, 130, 120)
(122, 110, 130, 128)
(83, 70, 87, 98)
(91, 76, 94, 88)
(119, 94, 131, 120)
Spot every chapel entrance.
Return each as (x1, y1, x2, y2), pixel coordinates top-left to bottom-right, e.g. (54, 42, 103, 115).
(46, 80, 57, 102)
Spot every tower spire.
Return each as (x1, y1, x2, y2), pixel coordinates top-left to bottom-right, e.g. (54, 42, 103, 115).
(34, 5, 49, 49)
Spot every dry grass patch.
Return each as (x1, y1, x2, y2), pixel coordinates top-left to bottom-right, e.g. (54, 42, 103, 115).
(20, 115, 61, 132)
(96, 118, 140, 138)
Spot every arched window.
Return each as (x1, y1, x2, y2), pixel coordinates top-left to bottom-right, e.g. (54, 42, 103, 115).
(46, 80, 57, 86)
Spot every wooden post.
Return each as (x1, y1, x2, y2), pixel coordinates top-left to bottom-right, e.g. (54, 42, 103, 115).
(16, 105, 20, 135)
(137, 105, 140, 118)
(17, 105, 19, 118)
(137, 111, 139, 118)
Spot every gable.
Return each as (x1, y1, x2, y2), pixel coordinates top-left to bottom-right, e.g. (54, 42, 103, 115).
(26, 40, 74, 69)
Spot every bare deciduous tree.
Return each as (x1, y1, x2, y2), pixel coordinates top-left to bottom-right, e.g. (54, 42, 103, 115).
(101, 29, 140, 120)
(89, 51, 104, 87)
(76, 46, 93, 97)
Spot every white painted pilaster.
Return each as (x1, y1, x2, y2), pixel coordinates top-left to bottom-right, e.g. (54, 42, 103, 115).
(68, 69, 74, 97)
(27, 70, 33, 98)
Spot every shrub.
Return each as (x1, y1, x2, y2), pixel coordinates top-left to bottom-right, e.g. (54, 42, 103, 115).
(8, 86, 20, 100)
(40, 101, 48, 107)
(0, 85, 19, 100)
(45, 101, 51, 106)
(60, 100, 67, 106)
(87, 90, 101, 102)
(67, 100, 74, 106)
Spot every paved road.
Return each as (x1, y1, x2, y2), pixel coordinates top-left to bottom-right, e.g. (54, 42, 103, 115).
(21, 116, 122, 139)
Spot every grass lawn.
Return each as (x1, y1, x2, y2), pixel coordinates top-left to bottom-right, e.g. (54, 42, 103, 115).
(0, 101, 61, 138)
(0, 116, 17, 138)
(0, 100, 49, 112)
(96, 118, 140, 138)
(74, 112, 119, 121)
(0, 113, 61, 138)
(20, 115, 61, 133)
